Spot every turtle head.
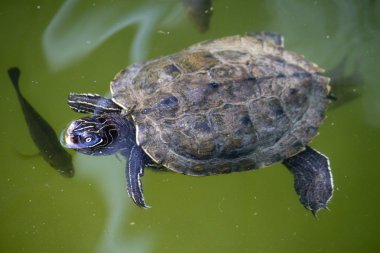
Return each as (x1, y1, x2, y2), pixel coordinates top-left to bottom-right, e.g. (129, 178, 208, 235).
(61, 114, 132, 156)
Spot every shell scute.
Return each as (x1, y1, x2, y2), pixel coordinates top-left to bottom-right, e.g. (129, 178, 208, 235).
(174, 51, 220, 73)
(160, 115, 216, 160)
(209, 104, 258, 158)
(248, 97, 291, 147)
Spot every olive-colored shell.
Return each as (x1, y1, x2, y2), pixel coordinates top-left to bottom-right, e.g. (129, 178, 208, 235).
(111, 33, 330, 175)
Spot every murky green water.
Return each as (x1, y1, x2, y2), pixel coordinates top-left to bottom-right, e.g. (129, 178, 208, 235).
(1, 0, 379, 252)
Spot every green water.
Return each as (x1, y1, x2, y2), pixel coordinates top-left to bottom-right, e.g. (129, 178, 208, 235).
(1, 0, 379, 252)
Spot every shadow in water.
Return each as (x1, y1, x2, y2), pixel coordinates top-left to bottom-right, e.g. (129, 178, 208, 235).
(8, 67, 74, 177)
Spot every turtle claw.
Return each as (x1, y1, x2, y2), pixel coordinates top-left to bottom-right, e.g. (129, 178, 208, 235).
(125, 145, 150, 208)
(283, 146, 334, 215)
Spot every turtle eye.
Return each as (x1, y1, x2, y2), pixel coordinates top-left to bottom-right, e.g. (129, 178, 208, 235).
(80, 132, 101, 147)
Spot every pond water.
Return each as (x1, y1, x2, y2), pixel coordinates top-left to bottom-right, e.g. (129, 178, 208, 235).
(1, 0, 379, 252)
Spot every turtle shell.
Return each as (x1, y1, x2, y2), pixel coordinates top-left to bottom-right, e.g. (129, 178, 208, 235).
(110, 33, 330, 175)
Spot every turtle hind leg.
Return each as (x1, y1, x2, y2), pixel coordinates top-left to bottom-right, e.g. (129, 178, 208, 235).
(282, 146, 334, 215)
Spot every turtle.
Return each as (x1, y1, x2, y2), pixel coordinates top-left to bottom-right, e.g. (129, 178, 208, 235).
(61, 32, 333, 215)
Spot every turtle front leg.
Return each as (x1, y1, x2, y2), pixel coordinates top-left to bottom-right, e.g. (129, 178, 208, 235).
(282, 146, 334, 215)
(67, 93, 122, 114)
(124, 144, 151, 208)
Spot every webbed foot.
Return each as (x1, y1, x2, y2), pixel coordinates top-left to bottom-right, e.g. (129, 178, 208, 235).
(283, 146, 333, 215)
(125, 144, 150, 208)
